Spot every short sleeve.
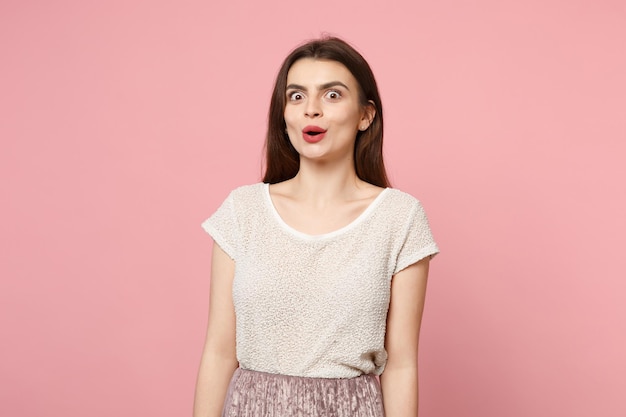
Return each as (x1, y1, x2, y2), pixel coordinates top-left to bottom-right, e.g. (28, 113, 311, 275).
(394, 200, 439, 274)
(201, 191, 239, 260)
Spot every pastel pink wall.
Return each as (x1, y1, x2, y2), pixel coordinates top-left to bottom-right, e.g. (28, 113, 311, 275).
(1, 1, 624, 416)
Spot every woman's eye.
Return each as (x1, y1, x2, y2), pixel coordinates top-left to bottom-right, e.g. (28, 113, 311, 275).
(325, 90, 341, 100)
(288, 91, 304, 101)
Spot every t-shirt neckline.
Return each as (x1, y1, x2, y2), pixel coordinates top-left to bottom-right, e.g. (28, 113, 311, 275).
(263, 182, 390, 240)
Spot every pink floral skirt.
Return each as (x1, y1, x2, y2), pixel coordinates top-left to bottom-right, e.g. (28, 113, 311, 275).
(222, 368, 384, 417)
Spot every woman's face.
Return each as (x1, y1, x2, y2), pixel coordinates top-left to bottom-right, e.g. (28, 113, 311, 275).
(283, 58, 372, 163)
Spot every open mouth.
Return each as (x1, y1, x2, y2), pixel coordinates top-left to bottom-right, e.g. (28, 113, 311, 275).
(302, 126, 327, 143)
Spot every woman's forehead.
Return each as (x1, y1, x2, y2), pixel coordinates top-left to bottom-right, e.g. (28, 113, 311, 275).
(286, 58, 356, 87)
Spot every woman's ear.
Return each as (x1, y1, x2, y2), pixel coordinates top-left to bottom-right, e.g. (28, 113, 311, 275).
(360, 100, 377, 131)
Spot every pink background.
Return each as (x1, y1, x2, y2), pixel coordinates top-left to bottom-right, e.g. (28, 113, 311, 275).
(1, 0, 625, 416)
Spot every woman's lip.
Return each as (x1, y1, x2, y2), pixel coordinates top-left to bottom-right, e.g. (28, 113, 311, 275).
(302, 131, 326, 143)
(302, 125, 327, 143)
(303, 125, 327, 134)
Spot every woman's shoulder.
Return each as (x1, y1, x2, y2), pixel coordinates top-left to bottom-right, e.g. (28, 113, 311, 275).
(225, 182, 267, 200)
(383, 187, 425, 209)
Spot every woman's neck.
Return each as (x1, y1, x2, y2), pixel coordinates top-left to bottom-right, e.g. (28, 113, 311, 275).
(289, 159, 367, 203)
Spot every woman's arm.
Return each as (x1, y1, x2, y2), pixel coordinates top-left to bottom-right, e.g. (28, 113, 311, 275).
(380, 257, 430, 417)
(193, 243, 239, 417)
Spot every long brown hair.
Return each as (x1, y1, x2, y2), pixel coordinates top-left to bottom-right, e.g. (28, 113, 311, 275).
(262, 36, 390, 188)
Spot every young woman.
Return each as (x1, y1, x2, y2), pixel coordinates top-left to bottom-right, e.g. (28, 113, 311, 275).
(194, 36, 439, 417)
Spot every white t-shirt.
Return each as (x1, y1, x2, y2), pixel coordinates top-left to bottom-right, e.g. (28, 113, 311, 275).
(202, 182, 439, 378)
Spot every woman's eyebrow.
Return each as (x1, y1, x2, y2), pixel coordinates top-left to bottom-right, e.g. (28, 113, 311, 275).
(286, 81, 350, 91)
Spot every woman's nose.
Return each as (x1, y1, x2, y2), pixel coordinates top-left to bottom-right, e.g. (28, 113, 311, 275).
(305, 98, 322, 118)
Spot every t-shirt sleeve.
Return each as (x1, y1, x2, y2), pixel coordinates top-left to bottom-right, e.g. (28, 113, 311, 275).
(201, 191, 239, 261)
(394, 200, 439, 275)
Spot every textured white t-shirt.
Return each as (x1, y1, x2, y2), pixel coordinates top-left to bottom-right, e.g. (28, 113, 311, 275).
(202, 183, 439, 378)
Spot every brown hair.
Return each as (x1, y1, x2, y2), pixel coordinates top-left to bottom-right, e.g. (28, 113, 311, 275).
(262, 36, 390, 187)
